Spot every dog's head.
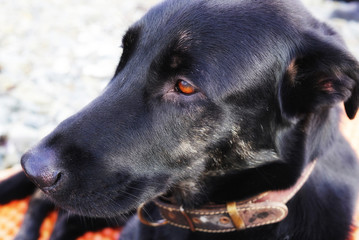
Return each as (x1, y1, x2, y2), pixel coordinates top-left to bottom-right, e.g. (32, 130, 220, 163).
(21, 0, 359, 217)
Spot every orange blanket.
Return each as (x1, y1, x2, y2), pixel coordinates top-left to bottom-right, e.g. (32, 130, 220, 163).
(0, 197, 121, 240)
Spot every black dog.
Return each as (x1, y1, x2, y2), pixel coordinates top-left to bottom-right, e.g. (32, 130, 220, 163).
(1, 0, 359, 239)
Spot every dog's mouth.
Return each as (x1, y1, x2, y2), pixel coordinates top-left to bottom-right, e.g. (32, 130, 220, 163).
(42, 173, 175, 218)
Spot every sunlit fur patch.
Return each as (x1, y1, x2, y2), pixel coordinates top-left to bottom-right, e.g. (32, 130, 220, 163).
(168, 30, 193, 70)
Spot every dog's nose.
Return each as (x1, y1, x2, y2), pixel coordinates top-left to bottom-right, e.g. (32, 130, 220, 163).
(21, 149, 62, 189)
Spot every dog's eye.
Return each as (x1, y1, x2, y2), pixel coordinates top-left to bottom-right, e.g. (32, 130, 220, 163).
(175, 80, 196, 95)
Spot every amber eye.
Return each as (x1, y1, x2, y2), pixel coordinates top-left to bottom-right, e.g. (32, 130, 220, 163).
(175, 80, 196, 95)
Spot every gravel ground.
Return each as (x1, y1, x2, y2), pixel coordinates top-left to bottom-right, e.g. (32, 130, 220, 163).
(0, 0, 358, 169)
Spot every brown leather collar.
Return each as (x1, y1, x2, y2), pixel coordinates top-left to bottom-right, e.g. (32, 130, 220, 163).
(138, 160, 316, 233)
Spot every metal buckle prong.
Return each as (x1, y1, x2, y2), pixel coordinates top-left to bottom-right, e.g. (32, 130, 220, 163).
(180, 205, 196, 232)
(137, 202, 168, 227)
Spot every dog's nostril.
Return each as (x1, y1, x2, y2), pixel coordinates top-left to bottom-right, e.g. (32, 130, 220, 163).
(38, 170, 62, 189)
(54, 172, 62, 185)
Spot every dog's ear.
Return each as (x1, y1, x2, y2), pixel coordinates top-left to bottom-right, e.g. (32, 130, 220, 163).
(279, 32, 359, 120)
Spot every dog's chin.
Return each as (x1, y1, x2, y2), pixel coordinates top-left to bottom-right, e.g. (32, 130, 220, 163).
(43, 184, 167, 218)
(60, 199, 138, 218)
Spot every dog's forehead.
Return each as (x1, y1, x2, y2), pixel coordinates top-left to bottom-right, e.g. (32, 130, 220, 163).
(137, 0, 309, 43)
(131, 1, 309, 93)
(114, 0, 317, 100)
(141, 3, 307, 60)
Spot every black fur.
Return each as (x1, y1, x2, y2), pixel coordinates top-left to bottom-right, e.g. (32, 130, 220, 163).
(1, 0, 359, 239)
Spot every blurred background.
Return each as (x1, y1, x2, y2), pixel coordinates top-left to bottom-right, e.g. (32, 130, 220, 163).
(0, 0, 358, 170)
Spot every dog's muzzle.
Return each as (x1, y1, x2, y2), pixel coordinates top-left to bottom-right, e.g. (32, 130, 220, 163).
(138, 160, 316, 233)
